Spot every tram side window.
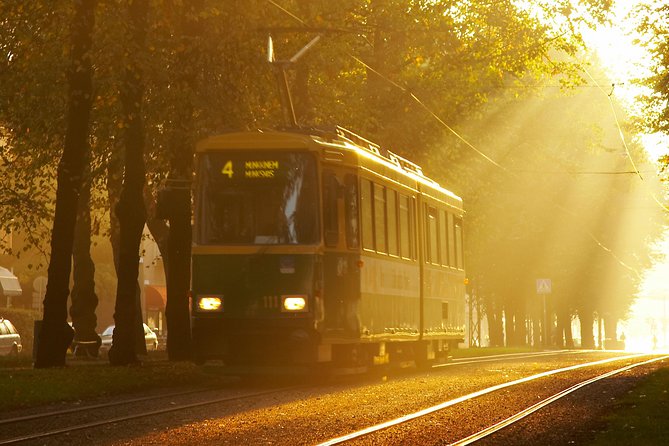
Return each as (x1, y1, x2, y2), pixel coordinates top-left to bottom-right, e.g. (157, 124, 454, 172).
(373, 182, 387, 254)
(399, 194, 412, 260)
(323, 171, 339, 247)
(439, 209, 449, 267)
(344, 174, 359, 249)
(426, 205, 439, 265)
(386, 189, 399, 257)
(447, 213, 455, 267)
(454, 217, 464, 270)
(361, 178, 374, 251)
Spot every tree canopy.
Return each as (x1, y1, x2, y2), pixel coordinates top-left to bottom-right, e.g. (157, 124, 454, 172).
(1, 0, 665, 350)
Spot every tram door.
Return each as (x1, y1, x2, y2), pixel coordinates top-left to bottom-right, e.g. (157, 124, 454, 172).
(322, 170, 361, 337)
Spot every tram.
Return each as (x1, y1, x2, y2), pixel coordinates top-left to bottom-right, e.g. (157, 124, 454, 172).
(190, 126, 466, 369)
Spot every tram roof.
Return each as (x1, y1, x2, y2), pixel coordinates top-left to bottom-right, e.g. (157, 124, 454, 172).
(196, 128, 463, 204)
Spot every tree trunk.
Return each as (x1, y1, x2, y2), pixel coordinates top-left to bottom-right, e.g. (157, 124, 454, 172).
(34, 0, 96, 368)
(503, 305, 516, 346)
(163, 0, 205, 361)
(107, 146, 147, 358)
(108, 0, 148, 366)
(579, 310, 595, 349)
(107, 143, 122, 269)
(604, 315, 618, 349)
(504, 301, 526, 347)
(516, 306, 527, 347)
(486, 302, 504, 347)
(555, 296, 575, 349)
(545, 296, 554, 347)
(165, 188, 192, 360)
(532, 315, 542, 347)
(144, 186, 169, 268)
(70, 167, 101, 357)
(564, 315, 575, 348)
(556, 307, 572, 349)
(555, 307, 567, 348)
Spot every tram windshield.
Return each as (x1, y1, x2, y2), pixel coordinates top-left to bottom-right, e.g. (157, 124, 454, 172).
(196, 151, 319, 245)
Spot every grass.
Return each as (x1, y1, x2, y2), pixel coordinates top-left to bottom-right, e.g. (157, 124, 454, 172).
(450, 346, 537, 359)
(0, 346, 550, 412)
(0, 352, 32, 369)
(0, 356, 224, 411)
(589, 367, 669, 445)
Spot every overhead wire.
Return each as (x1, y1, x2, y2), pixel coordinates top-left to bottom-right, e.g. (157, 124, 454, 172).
(348, 54, 510, 172)
(268, 0, 508, 171)
(581, 65, 669, 213)
(266, 0, 645, 279)
(515, 170, 655, 175)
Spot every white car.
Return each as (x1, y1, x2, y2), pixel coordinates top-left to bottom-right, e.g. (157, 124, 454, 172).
(0, 318, 22, 356)
(100, 323, 158, 352)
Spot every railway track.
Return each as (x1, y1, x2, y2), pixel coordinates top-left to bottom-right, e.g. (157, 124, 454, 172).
(449, 355, 669, 446)
(0, 351, 654, 445)
(317, 353, 669, 445)
(0, 350, 565, 444)
(0, 383, 303, 445)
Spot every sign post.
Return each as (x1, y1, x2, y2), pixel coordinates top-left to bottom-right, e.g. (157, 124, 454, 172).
(536, 279, 552, 347)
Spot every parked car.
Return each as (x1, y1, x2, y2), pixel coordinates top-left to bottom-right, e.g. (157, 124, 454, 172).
(0, 318, 22, 356)
(100, 323, 158, 352)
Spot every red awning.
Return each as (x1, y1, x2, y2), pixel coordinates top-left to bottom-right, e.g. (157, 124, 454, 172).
(145, 285, 166, 310)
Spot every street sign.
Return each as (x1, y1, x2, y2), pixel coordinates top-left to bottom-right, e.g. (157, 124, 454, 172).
(536, 278, 552, 294)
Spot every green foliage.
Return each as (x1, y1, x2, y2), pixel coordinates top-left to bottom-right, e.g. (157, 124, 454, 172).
(633, 0, 669, 137)
(0, 1, 71, 258)
(268, 0, 607, 156)
(0, 0, 614, 252)
(453, 83, 665, 335)
(3, 0, 657, 350)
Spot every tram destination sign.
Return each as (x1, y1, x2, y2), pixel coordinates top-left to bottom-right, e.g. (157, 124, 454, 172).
(207, 152, 315, 186)
(536, 278, 552, 294)
(243, 160, 280, 178)
(220, 159, 281, 179)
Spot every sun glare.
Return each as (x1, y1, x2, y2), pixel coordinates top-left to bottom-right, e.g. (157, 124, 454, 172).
(580, 1, 665, 157)
(620, 231, 669, 352)
(581, 1, 669, 354)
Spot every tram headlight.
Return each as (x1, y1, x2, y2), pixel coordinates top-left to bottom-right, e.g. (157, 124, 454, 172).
(281, 295, 308, 312)
(197, 295, 223, 312)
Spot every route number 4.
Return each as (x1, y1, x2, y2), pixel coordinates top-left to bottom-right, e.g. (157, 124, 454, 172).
(221, 160, 234, 178)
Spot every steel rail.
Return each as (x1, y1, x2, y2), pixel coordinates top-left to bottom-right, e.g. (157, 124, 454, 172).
(0, 387, 215, 425)
(0, 350, 582, 428)
(0, 385, 303, 445)
(443, 349, 588, 367)
(0, 351, 642, 445)
(316, 353, 651, 445)
(449, 355, 669, 445)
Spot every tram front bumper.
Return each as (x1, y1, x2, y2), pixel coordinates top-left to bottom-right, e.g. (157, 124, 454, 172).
(191, 317, 320, 365)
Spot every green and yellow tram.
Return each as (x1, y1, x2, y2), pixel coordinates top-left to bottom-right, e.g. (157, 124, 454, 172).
(190, 126, 465, 369)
